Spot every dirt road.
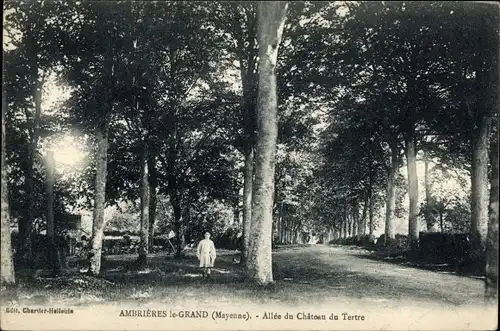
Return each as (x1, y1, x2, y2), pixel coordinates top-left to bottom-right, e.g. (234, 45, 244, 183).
(272, 244, 486, 307)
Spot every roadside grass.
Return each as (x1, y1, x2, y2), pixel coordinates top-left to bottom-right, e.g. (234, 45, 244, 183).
(0, 244, 486, 308)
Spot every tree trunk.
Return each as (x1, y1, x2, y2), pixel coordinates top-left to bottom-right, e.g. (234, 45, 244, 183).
(360, 195, 368, 236)
(343, 207, 348, 240)
(277, 203, 282, 244)
(147, 154, 157, 252)
(171, 196, 183, 258)
(89, 122, 109, 276)
(384, 139, 398, 244)
(240, 147, 254, 265)
(470, 114, 491, 259)
(423, 149, 434, 231)
(1, 95, 15, 285)
(348, 213, 353, 237)
(137, 149, 150, 268)
(368, 194, 374, 236)
(353, 203, 360, 239)
(485, 120, 498, 303)
(246, 1, 287, 285)
(405, 136, 419, 253)
(233, 201, 240, 227)
(19, 80, 43, 266)
(285, 220, 292, 244)
(485, 13, 499, 303)
(339, 219, 344, 239)
(238, 8, 258, 264)
(46, 151, 61, 276)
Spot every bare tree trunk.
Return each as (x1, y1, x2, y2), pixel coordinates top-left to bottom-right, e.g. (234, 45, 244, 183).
(423, 149, 434, 231)
(236, 6, 258, 265)
(360, 195, 368, 236)
(137, 149, 150, 268)
(485, 13, 499, 303)
(340, 219, 344, 239)
(89, 122, 109, 276)
(277, 203, 282, 244)
(353, 203, 359, 239)
(233, 201, 240, 227)
(285, 220, 290, 244)
(1, 95, 15, 285)
(471, 115, 491, 257)
(148, 154, 157, 252)
(171, 195, 184, 258)
(385, 139, 398, 244)
(343, 206, 348, 240)
(19, 80, 43, 267)
(46, 151, 61, 276)
(486, 121, 498, 303)
(368, 194, 374, 236)
(282, 217, 286, 244)
(246, 1, 287, 285)
(241, 147, 254, 265)
(405, 136, 419, 253)
(348, 213, 353, 237)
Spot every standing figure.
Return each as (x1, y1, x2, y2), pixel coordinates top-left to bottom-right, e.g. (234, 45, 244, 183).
(197, 232, 216, 278)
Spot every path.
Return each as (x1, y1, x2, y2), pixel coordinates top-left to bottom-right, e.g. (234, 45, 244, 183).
(272, 244, 486, 307)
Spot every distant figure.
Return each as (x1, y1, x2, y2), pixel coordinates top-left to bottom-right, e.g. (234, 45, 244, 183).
(197, 232, 216, 278)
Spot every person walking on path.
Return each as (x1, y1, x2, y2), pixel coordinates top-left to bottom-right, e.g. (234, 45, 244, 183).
(197, 232, 216, 278)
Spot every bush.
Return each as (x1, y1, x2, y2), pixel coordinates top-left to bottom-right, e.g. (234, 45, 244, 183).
(418, 232, 474, 266)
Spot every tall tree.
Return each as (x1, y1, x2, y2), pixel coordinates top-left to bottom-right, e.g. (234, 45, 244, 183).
(137, 150, 150, 268)
(247, 1, 288, 285)
(45, 150, 62, 275)
(484, 2, 499, 304)
(217, 2, 259, 264)
(89, 118, 110, 275)
(384, 139, 400, 244)
(470, 8, 499, 262)
(1, 95, 15, 286)
(485, 121, 498, 303)
(4, 1, 54, 266)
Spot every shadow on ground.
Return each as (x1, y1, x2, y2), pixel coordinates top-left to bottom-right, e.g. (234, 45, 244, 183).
(1, 245, 485, 307)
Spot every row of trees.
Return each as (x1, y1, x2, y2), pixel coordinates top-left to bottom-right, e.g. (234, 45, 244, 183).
(1, 1, 499, 298)
(304, 2, 498, 258)
(1, 1, 296, 285)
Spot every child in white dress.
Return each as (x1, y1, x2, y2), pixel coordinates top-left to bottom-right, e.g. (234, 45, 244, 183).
(196, 232, 217, 278)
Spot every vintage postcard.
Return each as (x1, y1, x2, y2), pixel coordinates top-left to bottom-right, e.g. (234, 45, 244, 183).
(1, 1, 498, 330)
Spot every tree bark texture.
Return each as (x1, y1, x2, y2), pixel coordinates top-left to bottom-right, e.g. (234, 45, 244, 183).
(241, 147, 254, 265)
(485, 120, 498, 303)
(1, 95, 15, 285)
(89, 122, 109, 276)
(423, 149, 434, 231)
(485, 8, 499, 304)
(148, 154, 157, 252)
(246, 0, 288, 285)
(405, 136, 420, 252)
(470, 114, 491, 253)
(19, 80, 43, 266)
(385, 139, 398, 244)
(137, 149, 150, 268)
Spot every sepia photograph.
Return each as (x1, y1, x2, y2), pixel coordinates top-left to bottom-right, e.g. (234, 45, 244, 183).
(1, 1, 499, 330)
